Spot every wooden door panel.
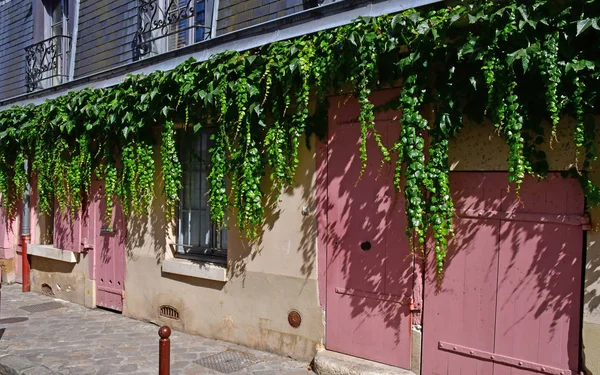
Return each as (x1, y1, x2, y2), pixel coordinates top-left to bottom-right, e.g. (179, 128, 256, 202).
(422, 172, 584, 375)
(325, 92, 413, 369)
(91, 180, 126, 312)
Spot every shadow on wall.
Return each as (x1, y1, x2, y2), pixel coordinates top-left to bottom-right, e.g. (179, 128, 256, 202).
(123, 131, 317, 285)
(584, 232, 600, 318)
(127, 143, 168, 265)
(583, 231, 600, 375)
(424, 172, 585, 373)
(228, 134, 317, 286)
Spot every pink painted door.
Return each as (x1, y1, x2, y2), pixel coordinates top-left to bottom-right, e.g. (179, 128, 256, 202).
(422, 172, 584, 375)
(90, 179, 126, 312)
(325, 92, 414, 369)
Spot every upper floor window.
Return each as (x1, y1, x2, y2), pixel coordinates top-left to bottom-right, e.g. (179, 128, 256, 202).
(133, 0, 214, 60)
(25, 0, 71, 92)
(176, 130, 228, 264)
(48, 0, 68, 39)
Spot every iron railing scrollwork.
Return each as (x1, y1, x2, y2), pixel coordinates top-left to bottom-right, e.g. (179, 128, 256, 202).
(133, 0, 212, 60)
(25, 35, 72, 92)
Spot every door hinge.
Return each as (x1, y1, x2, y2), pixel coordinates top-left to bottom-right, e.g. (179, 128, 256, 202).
(582, 214, 592, 231)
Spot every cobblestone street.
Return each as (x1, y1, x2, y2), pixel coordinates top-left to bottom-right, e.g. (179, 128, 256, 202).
(0, 284, 313, 375)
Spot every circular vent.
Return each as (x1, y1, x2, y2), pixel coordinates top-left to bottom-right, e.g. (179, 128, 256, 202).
(159, 305, 180, 320)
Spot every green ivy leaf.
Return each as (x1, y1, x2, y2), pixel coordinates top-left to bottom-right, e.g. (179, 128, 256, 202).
(577, 18, 594, 36)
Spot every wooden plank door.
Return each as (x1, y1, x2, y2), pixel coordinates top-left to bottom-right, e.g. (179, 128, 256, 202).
(91, 179, 126, 312)
(493, 174, 583, 375)
(325, 92, 414, 369)
(422, 172, 584, 375)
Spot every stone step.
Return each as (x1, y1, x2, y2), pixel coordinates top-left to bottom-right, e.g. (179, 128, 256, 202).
(313, 350, 417, 375)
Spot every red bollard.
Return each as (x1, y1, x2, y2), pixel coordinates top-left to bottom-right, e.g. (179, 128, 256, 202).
(158, 326, 171, 375)
(22, 235, 30, 292)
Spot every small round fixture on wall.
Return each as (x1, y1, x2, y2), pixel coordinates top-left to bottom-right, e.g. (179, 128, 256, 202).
(288, 310, 302, 328)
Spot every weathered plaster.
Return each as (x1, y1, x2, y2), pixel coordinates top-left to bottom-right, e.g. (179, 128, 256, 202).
(448, 117, 581, 172)
(0, 256, 16, 283)
(122, 136, 324, 361)
(583, 322, 600, 375)
(30, 252, 90, 305)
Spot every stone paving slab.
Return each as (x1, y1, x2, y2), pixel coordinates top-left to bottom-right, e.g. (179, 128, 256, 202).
(0, 284, 313, 375)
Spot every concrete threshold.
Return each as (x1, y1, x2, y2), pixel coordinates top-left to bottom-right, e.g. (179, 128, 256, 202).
(313, 350, 416, 375)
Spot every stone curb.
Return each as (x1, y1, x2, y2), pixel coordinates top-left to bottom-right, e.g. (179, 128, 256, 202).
(312, 350, 415, 375)
(0, 355, 61, 375)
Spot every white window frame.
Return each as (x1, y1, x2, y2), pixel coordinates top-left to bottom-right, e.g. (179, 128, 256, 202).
(40, 0, 69, 88)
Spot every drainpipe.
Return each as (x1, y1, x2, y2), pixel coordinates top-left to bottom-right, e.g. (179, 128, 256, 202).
(21, 159, 31, 293)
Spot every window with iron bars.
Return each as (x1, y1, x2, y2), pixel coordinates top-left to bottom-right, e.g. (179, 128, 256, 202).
(176, 130, 228, 264)
(133, 0, 214, 60)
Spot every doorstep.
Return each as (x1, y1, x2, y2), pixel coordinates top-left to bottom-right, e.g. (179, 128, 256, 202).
(27, 245, 78, 263)
(312, 350, 416, 375)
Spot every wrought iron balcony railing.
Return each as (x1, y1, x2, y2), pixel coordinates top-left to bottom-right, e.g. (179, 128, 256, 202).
(25, 35, 72, 92)
(133, 0, 213, 60)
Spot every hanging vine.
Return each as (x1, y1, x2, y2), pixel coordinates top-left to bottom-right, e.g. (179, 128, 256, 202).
(0, 0, 598, 275)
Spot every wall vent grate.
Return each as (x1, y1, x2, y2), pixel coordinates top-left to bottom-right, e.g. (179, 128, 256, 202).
(159, 305, 180, 320)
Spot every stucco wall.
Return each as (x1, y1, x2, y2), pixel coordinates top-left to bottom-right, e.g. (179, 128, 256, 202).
(29, 252, 90, 305)
(123, 135, 324, 361)
(584, 168, 600, 375)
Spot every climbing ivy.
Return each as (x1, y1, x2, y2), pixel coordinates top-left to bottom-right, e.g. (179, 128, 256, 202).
(0, 0, 599, 276)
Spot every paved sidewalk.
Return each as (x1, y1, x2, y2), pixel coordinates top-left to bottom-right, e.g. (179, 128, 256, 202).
(0, 284, 312, 375)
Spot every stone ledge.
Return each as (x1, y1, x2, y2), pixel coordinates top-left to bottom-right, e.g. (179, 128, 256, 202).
(313, 350, 415, 375)
(162, 258, 228, 282)
(27, 245, 78, 264)
(0, 354, 61, 375)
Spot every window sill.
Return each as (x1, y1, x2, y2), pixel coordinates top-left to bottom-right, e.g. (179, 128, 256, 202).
(27, 244, 78, 263)
(162, 258, 227, 282)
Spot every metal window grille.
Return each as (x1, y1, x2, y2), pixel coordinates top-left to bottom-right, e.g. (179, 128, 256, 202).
(25, 35, 71, 92)
(25, 0, 70, 92)
(133, 0, 213, 60)
(176, 130, 228, 263)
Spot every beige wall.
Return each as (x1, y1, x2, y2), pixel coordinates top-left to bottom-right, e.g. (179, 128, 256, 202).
(584, 168, 600, 375)
(29, 252, 90, 305)
(123, 135, 324, 361)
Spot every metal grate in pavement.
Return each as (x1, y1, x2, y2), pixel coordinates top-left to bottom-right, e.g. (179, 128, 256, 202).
(194, 350, 262, 373)
(20, 302, 64, 313)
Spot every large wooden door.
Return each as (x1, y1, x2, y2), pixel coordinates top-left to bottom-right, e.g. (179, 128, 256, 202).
(325, 93, 414, 369)
(422, 172, 584, 375)
(90, 179, 126, 312)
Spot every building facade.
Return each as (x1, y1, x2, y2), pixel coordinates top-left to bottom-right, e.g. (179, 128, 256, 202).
(1, 1, 599, 374)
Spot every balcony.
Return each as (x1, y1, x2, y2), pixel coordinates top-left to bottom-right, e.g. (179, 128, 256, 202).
(133, 0, 214, 60)
(25, 36, 72, 93)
